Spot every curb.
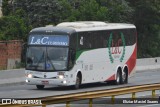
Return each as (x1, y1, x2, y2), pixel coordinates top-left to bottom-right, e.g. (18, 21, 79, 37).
(0, 77, 25, 86)
(0, 81, 25, 86)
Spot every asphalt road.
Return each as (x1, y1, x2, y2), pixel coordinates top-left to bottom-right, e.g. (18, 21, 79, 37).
(0, 69, 160, 107)
(0, 69, 160, 98)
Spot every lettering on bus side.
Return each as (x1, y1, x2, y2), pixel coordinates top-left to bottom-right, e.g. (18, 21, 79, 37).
(108, 32, 126, 63)
(111, 39, 122, 54)
(29, 35, 69, 46)
(84, 64, 93, 71)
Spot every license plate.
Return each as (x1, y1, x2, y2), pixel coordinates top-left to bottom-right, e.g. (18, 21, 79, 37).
(41, 81, 49, 85)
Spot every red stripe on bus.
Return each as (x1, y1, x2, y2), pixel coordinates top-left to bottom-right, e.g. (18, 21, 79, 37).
(126, 44, 137, 75)
(107, 74, 115, 81)
(106, 44, 137, 81)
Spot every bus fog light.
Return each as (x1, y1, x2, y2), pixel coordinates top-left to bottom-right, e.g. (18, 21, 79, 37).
(26, 79, 28, 83)
(59, 75, 64, 79)
(63, 80, 67, 84)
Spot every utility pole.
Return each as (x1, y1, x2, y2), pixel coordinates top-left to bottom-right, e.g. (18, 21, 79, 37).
(0, 0, 2, 17)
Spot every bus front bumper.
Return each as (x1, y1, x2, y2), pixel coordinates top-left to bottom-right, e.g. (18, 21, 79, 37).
(25, 77, 68, 86)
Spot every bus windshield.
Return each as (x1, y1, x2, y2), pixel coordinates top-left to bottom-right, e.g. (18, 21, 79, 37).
(26, 46, 68, 71)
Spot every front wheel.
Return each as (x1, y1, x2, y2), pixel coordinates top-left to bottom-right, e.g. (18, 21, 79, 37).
(74, 75, 81, 89)
(36, 85, 45, 89)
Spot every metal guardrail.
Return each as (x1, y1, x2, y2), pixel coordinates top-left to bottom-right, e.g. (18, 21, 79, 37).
(1, 83, 160, 107)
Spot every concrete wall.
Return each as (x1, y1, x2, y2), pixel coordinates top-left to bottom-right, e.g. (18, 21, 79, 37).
(137, 57, 160, 66)
(7, 58, 21, 69)
(136, 57, 160, 71)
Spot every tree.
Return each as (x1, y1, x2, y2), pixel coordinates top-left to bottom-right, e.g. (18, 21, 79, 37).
(96, 0, 134, 23)
(2, 0, 12, 15)
(57, 0, 74, 22)
(1, 0, 160, 57)
(0, 15, 28, 40)
(128, 0, 160, 57)
(13, 0, 61, 27)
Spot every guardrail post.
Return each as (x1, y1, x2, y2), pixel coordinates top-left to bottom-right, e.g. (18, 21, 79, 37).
(132, 92, 136, 99)
(42, 104, 46, 107)
(111, 95, 115, 104)
(152, 90, 156, 98)
(66, 101, 70, 107)
(89, 98, 93, 107)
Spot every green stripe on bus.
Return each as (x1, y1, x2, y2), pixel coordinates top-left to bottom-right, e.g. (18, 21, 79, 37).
(75, 49, 93, 60)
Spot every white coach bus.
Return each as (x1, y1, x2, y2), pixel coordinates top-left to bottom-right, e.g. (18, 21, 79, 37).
(25, 21, 137, 89)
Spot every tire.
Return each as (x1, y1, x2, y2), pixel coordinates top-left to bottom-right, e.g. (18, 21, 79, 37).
(36, 85, 45, 89)
(114, 69, 122, 85)
(74, 75, 81, 89)
(122, 69, 128, 84)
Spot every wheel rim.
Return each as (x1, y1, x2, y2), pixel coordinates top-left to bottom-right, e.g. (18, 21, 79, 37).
(122, 71, 126, 82)
(116, 72, 120, 83)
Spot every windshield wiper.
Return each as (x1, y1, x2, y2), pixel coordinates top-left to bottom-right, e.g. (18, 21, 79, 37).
(35, 51, 45, 69)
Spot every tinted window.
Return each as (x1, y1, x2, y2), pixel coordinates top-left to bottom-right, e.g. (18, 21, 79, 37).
(76, 28, 136, 50)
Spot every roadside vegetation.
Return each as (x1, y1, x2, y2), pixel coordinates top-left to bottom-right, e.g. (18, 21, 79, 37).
(0, 0, 160, 58)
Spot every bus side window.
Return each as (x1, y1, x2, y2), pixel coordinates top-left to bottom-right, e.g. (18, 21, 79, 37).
(69, 49, 76, 69)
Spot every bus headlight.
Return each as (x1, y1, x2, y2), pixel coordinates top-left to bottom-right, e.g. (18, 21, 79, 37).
(58, 72, 65, 79)
(27, 74, 33, 78)
(59, 75, 64, 79)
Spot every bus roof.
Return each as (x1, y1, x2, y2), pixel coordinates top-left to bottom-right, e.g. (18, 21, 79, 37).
(57, 21, 136, 32)
(30, 21, 136, 34)
(30, 25, 76, 35)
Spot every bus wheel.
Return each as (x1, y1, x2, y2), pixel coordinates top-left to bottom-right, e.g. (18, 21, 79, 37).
(122, 68, 128, 84)
(74, 75, 81, 89)
(115, 69, 122, 85)
(36, 85, 44, 89)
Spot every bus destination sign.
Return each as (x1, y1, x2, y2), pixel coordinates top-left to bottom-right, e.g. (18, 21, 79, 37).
(28, 35, 69, 46)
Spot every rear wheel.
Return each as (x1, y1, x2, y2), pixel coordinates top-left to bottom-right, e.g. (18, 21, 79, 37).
(36, 85, 44, 89)
(122, 68, 128, 84)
